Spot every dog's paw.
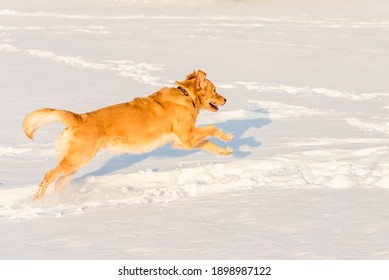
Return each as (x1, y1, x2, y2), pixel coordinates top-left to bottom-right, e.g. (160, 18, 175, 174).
(219, 147, 233, 155)
(221, 133, 234, 142)
(33, 193, 43, 201)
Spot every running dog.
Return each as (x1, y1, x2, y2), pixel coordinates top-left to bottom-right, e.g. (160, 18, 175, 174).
(23, 70, 233, 199)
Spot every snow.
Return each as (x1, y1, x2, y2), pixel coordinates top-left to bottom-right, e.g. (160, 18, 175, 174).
(1, 0, 389, 259)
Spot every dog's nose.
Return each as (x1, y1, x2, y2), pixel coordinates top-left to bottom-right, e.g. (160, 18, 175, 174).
(223, 97, 227, 104)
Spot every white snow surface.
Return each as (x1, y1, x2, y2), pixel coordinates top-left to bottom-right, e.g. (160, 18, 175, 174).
(1, 0, 389, 259)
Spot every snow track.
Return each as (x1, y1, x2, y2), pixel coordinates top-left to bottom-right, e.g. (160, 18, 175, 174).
(1, 145, 388, 222)
(0, 43, 163, 86)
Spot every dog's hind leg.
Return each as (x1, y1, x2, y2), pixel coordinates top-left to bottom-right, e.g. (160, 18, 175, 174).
(55, 171, 76, 195)
(34, 130, 101, 200)
(34, 161, 73, 200)
(34, 158, 89, 200)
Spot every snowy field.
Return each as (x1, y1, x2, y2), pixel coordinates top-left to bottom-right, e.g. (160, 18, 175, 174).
(1, 0, 389, 259)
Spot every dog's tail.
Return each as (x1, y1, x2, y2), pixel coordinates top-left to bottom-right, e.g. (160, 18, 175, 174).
(23, 108, 82, 140)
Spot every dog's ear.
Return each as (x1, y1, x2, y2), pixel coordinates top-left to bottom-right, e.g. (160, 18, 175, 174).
(196, 70, 207, 89)
(186, 71, 196, 80)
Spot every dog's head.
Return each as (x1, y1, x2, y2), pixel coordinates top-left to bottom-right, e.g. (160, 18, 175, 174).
(175, 70, 226, 112)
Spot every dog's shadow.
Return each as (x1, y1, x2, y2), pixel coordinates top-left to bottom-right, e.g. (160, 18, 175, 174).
(79, 109, 270, 178)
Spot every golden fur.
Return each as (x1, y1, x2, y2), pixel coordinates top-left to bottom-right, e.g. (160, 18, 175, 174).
(23, 70, 233, 199)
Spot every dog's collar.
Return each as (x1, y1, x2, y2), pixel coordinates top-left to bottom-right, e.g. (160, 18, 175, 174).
(177, 86, 196, 108)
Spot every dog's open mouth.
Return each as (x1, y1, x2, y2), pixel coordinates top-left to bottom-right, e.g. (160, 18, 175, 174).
(209, 102, 220, 111)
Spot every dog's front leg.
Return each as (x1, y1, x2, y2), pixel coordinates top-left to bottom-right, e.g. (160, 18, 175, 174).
(173, 125, 233, 155)
(195, 139, 233, 155)
(192, 125, 233, 143)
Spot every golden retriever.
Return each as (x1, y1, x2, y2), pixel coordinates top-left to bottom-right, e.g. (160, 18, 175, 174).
(23, 70, 233, 199)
